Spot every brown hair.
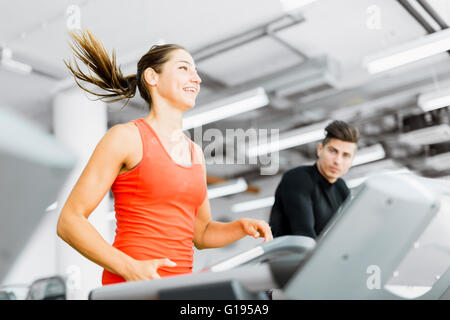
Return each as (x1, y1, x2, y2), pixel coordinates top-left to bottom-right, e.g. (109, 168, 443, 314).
(64, 29, 186, 109)
(322, 120, 360, 146)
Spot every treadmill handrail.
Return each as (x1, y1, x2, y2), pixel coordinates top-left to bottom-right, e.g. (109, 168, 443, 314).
(203, 235, 316, 273)
(89, 235, 315, 300)
(89, 264, 276, 300)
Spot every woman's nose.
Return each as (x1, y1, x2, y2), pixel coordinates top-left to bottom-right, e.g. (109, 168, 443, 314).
(192, 70, 202, 84)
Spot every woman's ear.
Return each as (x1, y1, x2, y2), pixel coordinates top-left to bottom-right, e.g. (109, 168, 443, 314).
(143, 68, 158, 87)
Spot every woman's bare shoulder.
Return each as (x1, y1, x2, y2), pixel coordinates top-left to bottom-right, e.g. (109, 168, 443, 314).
(100, 122, 141, 155)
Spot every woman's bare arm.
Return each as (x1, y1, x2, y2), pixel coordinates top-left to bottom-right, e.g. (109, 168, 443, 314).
(57, 124, 175, 281)
(192, 145, 273, 250)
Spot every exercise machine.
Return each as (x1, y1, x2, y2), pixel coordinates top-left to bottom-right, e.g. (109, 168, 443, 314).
(89, 235, 315, 299)
(0, 108, 76, 282)
(89, 172, 450, 300)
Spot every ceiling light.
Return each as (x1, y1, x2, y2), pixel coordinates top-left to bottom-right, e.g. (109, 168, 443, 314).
(398, 124, 450, 145)
(352, 143, 386, 166)
(207, 178, 248, 199)
(364, 28, 450, 74)
(418, 87, 450, 111)
(231, 196, 275, 213)
(0, 47, 32, 74)
(182, 87, 269, 130)
(247, 120, 330, 158)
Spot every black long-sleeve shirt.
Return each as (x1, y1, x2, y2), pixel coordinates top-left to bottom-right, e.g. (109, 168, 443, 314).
(269, 163, 350, 239)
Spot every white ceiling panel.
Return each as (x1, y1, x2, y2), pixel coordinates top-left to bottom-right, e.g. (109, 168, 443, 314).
(197, 36, 304, 86)
(276, 0, 427, 78)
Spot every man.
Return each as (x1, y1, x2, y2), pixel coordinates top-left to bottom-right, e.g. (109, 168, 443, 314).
(269, 120, 359, 239)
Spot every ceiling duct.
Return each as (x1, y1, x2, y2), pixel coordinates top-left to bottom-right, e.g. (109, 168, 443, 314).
(226, 55, 340, 104)
(192, 13, 306, 63)
(402, 108, 448, 132)
(269, 55, 339, 98)
(274, 71, 337, 100)
(429, 141, 450, 155)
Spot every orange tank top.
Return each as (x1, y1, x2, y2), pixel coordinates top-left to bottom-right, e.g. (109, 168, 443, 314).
(102, 118, 207, 285)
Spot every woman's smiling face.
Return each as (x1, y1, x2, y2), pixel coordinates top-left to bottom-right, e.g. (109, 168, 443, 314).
(147, 49, 202, 111)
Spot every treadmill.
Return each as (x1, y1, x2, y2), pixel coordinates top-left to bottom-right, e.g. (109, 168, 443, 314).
(89, 235, 315, 300)
(284, 173, 450, 300)
(89, 172, 450, 300)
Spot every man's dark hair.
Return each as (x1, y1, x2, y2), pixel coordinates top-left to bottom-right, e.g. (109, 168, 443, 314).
(322, 120, 360, 146)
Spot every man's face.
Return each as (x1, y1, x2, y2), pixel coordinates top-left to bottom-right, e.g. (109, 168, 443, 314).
(316, 138, 356, 183)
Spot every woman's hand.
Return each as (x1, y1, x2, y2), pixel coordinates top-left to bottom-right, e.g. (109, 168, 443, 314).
(239, 218, 273, 242)
(123, 258, 177, 281)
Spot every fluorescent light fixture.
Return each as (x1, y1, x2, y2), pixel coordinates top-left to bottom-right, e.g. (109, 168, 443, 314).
(231, 196, 275, 213)
(182, 87, 269, 130)
(398, 124, 450, 145)
(0, 48, 32, 74)
(247, 120, 330, 158)
(207, 178, 248, 199)
(352, 143, 385, 166)
(1, 58, 32, 74)
(280, 0, 317, 12)
(364, 28, 450, 74)
(418, 87, 450, 111)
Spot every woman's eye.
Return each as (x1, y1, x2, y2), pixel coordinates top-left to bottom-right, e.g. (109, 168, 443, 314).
(179, 66, 188, 70)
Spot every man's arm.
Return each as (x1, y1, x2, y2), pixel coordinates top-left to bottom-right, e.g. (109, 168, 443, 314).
(279, 172, 317, 238)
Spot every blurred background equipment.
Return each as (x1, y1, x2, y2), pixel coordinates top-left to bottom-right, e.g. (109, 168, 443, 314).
(0, 108, 76, 283)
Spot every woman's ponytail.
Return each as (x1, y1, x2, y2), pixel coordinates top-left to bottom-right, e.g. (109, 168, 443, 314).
(65, 29, 187, 110)
(64, 29, 137, 106)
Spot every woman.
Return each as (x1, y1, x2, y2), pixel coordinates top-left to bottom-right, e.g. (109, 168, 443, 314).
(56, 29, 273, 285)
